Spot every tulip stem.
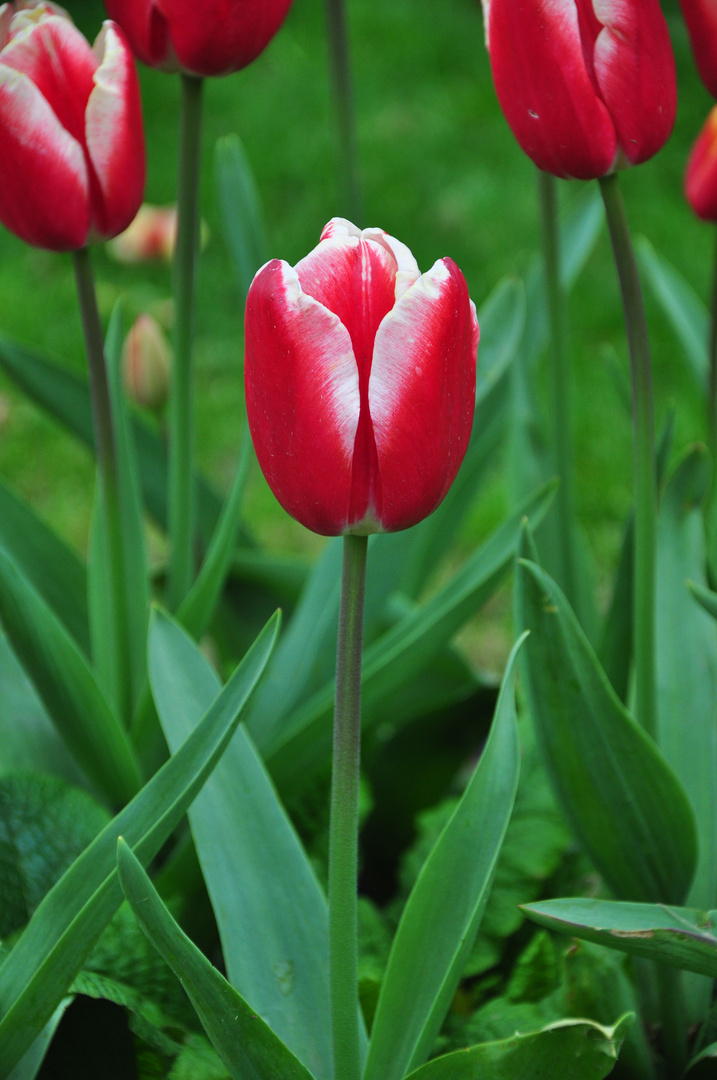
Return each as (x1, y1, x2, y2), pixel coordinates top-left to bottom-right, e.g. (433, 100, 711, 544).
(329, 532, 368, 1080)
(325, 0, 363, 224)
(537, 169, 580, 619)
(709, 225, 717, 463)
(73, 246, 131, 725)
(167, 73, 204, 611)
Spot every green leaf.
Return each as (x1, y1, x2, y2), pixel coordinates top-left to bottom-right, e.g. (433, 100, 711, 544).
(523, 897, 717, 979)
(149, 609, 337, 1078)
(0, 547, 141, 806)
(401, 1015, 633, 1080)
(636, 236, 708, 387)
(0, 611, 278, 1076)
(263, 481, 556, 789)
(215, 134, 268, 307)
(116, 840, 316, 1080)
(0, 478, 88, 653)
(690, 579, 717, 623)
(363, 635, 523, 1080)
(515, 554, 698, 904)
(6, 999, 71, 1080)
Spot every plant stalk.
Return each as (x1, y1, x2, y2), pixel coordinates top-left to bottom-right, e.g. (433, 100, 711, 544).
(167, 73, 204, 610)
(328, 532, 368, 1080)
(537, 168, 580, 617)
(325, 0, 363, 223)
(709, 225, 717, 465)
(73, 246, 130, 723)
(599, 172, 656, 741)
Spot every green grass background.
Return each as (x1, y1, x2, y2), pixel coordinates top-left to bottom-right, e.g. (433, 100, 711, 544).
(0, 0, 712, 598)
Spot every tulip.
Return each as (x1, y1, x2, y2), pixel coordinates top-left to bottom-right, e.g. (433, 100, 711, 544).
(685, 106, 717, 221)
(123, 313, 172, 411)
(679, 0, 717, 98)
(0, 2, 145, 251)
(482, 0, 677, 180)
(103, 0, 294, 77)
(245, 219, 479, 537)
(108, 204, 178, 263)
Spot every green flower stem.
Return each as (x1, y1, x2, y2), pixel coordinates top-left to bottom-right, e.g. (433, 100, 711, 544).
(73, 246, 130, 723)
(599, 172, 656, 740)
(329, 532, 368, 1080)
(537, 169, 580, 617)
(167, 73, 204, 610)
(325, 0, 363, 224)
(709, 225, 717, 464)
(657, 966, 687, 1076)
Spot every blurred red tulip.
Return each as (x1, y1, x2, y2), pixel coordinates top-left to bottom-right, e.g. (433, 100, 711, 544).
(103, 0, 294, 77)
(482, 0, 677, 180)
(245, 219, 479, 537)
(679, 0, 717, 98)
(0, 2, 145, 250)
(123, 313, 172, 411)
(686, 106, 717, 220)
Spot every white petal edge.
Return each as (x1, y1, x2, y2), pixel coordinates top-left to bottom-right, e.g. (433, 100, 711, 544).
(0, 60, 86, 182)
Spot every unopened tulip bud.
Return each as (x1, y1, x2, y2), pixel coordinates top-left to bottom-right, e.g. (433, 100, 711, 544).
(686, 107, 717, 221)
(679, 0, 717, 98)
(245, 219, 478, 536)
(123, 313, 171, 412)
(482, 0, 677, 180)
(107, 204, 177, 263)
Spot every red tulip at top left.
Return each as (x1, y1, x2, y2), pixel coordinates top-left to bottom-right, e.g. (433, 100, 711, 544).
(245, 219, 479, 537)
(0, 1, 145, 251)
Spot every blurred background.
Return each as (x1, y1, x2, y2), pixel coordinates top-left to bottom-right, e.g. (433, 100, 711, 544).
(0, 0, 710, 664)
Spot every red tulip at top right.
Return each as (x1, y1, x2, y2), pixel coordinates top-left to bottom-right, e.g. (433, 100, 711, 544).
(679, 0, 717, 98)
(482, 0, 677, 180)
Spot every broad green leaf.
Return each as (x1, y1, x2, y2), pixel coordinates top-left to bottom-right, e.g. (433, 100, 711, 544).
(515, 555, 698, 904)
(686, 1039, 717, 1077)
(150, 609, 337, 1079)
(215, 134, 268, 306)
(690, 578, 717, 623)
(363, 635, 523, 1080)
(402, 1014, 633, 1080)
(523, 897, 717, 979)
(263, 482, 556, 788)
(636, 236, 708, 386)
(0, 612, 278, 1076)
(0, 547, 141, 806)
(656, 448, 717, 1020)
(117, 840, 316, 1080)
(7, 999, 71, 1080)
(0, 478, 88, 652)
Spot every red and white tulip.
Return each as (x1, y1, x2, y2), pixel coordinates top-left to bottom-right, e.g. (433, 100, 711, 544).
(245, 219, 479, 537)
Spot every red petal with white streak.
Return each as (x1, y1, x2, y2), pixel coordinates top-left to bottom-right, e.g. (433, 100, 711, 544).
(245, 259, 361, 536)
(86, 23, 145, 239)
(590, 0, 676, 166)
(369, 258, 478, 533)
(0, 63, 89, 248)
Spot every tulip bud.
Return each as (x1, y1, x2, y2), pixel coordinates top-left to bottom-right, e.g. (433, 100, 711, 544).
(103, 0, 294, 78)
(482, 0, 677, 180)
(245, 219, 479, 537)
(107, 204, 178, 263)
(0, 2, 145, 251)
(123, 313, 171, 412)
(685, 106, 717, 221)
(679, 1, 717, 99)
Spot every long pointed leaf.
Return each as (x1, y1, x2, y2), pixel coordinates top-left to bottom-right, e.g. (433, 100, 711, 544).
(215, 134, 268, 307)
(117, 840, 315, 1080)
(0, 612, 279, 1076)
(363, 636, 523, 1080)
(636, 237, 708, 386)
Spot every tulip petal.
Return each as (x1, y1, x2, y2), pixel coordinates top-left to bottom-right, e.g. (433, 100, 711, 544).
(485, 0, 617, 179)
(85, 23, 145, 240)
(685, 106, 717, 222)
(158, 0, 293, 76)
(678, 0, 717, 99)
(103, 0, 173, 69)
(590, 0, 676, 166)
(245, 260, 360, 536)
(0, 63, 89, 249)
(369, 258, 478, 533)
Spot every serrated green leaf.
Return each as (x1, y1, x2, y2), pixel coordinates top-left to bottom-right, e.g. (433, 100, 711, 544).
(149, 609, 336, 1079)
(515, 555, 698, 904)
(0, 612, 278, 1076)
(117, 840, 316, 1080)
(363, 635, 523, 1080)
(0, 547, 141, 806)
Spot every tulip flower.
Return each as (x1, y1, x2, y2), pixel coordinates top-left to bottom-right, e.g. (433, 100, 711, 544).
(0, 2, 145, 251)
(123, 313, 172, 411)
(245, 219, 479, 537)
(482, 0, 677, 180)
(103, 0, 294, 77)
(685, 106, 717, 220)
(679, 0, 717, 98)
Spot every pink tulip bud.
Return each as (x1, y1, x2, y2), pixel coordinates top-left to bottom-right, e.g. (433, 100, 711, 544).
(685, 106, 717, 221)
(679, 1, 717, 99)
(123, 313, 172, 411)
(107, 204, 178, 263)
(482, 0, 677, 180)
(103, 0, 294, 78)
(245, 219, 479, 537)
(0, 2, 145, 251)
